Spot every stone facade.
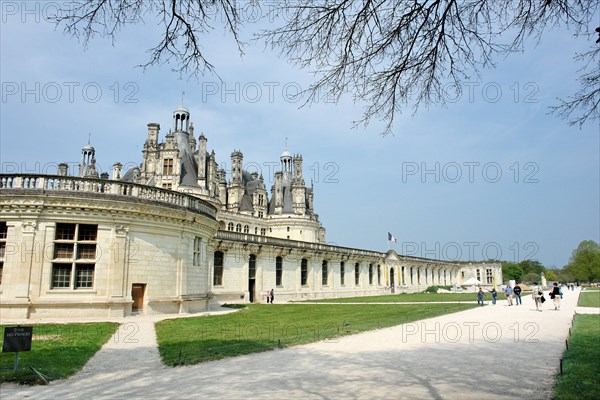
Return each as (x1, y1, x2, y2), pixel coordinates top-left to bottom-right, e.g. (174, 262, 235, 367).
(0, 104, 502, 319)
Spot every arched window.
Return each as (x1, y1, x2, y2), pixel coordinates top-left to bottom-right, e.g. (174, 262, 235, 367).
(249, 254, 256, 279)
(276, 256, 283, 286)
(243, 225, 249, 234)
(213, 251, 224, 286)
(301, 259, 308, 286)
(322, 260, 328, 286)
(236, 223, 242, 233)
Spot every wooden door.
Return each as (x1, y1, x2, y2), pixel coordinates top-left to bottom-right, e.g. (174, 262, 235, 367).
(132, 284, 145, 311)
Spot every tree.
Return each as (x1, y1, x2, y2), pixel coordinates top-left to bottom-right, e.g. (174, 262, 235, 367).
(501, 261, 523, 282)
(519, 259, 545, 276)
(566, 240, 600, 283)
(51, 1, 599, 133)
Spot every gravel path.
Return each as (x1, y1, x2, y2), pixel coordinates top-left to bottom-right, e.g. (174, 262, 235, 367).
(0, 289, 587, 399)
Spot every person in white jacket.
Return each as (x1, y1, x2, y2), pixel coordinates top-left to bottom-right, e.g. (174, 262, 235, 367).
(531, 282, 543, 311)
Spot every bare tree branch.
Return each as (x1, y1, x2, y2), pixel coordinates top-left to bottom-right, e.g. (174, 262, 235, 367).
(50, 1, 599, 133)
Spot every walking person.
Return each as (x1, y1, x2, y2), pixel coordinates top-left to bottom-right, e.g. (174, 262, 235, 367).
(550, 282, 562, 310)
(504, 284, 514, 306)
(532, 281, 544, 311)
(477, 287, 485, 306)
(513, 283, 522, 305)
(491, 288, 497, 305)
(269, 288, 275, 304)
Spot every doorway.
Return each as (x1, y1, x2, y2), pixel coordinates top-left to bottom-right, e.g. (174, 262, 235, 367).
(390, 268, 395, 293)
(132, 283, 146, 312)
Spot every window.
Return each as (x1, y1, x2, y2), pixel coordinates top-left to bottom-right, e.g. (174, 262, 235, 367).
(213, 251, 224, 286)
(162, 183, 172, 189)
(236, 224, 242, 233)
(401, 266, 405, 286)
(476, 269, 481, 281)
(0, 221, 5, 285)
(377, 265, 381, 286)
(354, 263, 360, 285)
(287, 226, 290, 232)
(301, 259, 308, 286)
(51, 223, 98, 289)
(254, 227, 258, 235)
(410, 267, 414, 285)
(258, 211, 264, 218)
(249, 254, 256, 279)
(258, 194, 264, 206)
(276, 256, 283, 287)
(227, 222, 234, 231)
(340, 261, 345, 286)
(322, 260, 328, 286)
(417, 268, 421, 285)
(368, 264, 374, 285)
(163, 158, 174, 175)
(243, 225, 249, 234)
(486, 268, 493, 284)
(193, 237, 202, 266)
(260, 228, 266, 236)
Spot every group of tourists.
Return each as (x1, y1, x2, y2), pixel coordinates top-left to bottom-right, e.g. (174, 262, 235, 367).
(477, 281, 564, 311)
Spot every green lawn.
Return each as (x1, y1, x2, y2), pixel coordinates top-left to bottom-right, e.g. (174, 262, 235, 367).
(552, 315, 600, 399)
(298, 292, 508, 303)
(155, 303, 477, 366)
(0, 322, 118, 384)
(578, 291, 600, 308)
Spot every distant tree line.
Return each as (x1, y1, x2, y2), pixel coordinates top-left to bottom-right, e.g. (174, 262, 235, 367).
(500, 240, 600, 284)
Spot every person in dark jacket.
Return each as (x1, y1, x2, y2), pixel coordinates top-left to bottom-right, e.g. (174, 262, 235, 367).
(513, 283, 522, 305)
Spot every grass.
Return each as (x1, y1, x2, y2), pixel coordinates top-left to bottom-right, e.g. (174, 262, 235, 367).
(552, 315, 600, 400)
(577, 291, 600, 308)
(298, 292, 509, 303)
(155, 303, 477, 366)
(0, 322, 118, 384)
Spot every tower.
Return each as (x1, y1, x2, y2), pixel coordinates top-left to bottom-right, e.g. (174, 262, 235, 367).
(227, 150, 244, 211)
(292, 154, 306, 215)
(197, 133, 207, 189)
(79, 141, 99, 178)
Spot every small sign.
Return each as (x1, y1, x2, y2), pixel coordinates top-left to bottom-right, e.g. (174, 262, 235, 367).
(3, 326, 33, 353)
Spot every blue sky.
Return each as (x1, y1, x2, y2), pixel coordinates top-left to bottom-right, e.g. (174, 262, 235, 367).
(1, 2, 598, 268)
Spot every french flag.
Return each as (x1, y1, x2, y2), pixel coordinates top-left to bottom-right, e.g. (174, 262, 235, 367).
(388, 232, 397, 243)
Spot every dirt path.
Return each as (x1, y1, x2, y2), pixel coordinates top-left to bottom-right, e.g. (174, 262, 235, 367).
(0, 290, 585, 399)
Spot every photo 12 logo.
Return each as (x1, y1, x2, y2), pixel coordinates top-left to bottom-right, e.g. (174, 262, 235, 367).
(2, 82, 140, 104)
(401, 161, 539, 184)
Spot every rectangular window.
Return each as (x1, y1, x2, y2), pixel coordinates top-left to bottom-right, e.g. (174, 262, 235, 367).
(486, 268, 493, 284)
(340, 261, 345, 286)
(193, 237, 202, 266)
(354, 263, 360, 286)
(162, 183, 172, 189)
(322, 260, 328, 286)
(52, 263, 72, 288)
(476, 269, 481, 281)
(52, 223, 97, 289)
(368, 264, 374, 285)
(0, 221, 6, 285)
(75, 264, 94, 288)
(213, 251, 224, 286)
(249, 254, 256, 279)
(163, 158, 174, 175)
(301, 259, 308, 286)
(276, 257, 283, 287)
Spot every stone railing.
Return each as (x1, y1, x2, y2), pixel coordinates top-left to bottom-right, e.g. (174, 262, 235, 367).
(215, 230, 386, 259)
(0, 174, 217, 219)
